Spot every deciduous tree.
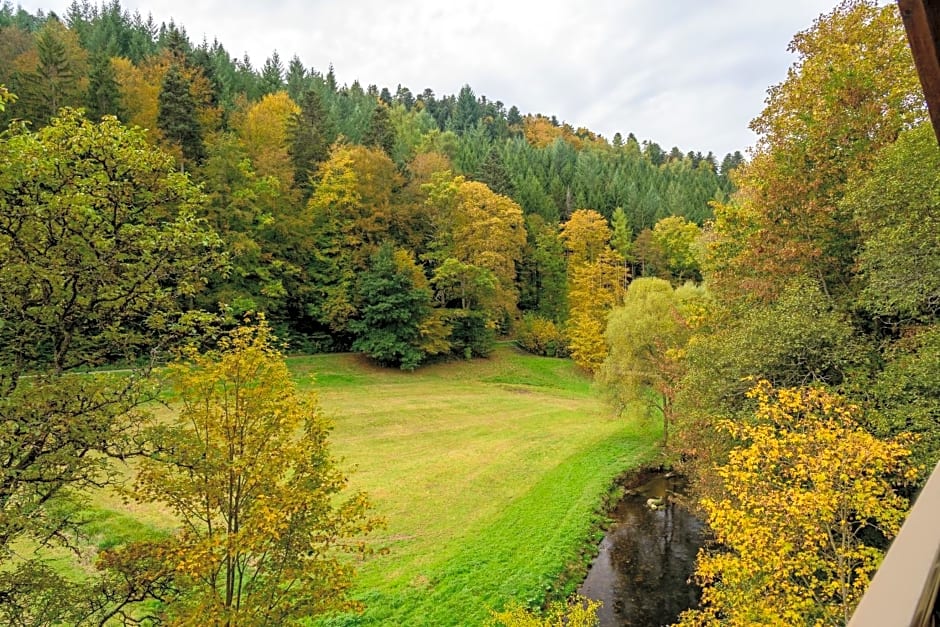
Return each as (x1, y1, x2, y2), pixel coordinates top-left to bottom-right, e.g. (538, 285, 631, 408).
(708, 0, 922, 302)
(105, 320, 380, 623)
(0, 109, 221, 622)
(599, 278, 709, 446)
(566, 249, 626, 371)
(677, 382, 917, 627)
(560, 209, 610, 266)
(233, 90, 299, 189)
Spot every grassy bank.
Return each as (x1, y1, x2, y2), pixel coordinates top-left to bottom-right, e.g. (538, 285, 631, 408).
(49, 346, 661, 625)
(293, 347, 661, 625)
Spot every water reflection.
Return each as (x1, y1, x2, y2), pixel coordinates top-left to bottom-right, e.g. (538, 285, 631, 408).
(578, 474, 705, 626)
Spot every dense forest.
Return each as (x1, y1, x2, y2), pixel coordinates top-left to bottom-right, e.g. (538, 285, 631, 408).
(0, 0, 739, 367)
(1, 0, 938, 624)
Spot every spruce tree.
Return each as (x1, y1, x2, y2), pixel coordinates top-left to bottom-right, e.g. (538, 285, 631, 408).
(17, 20, 85, 125)
(157, 64, 205, 166)
(452, 84, 480, 133)
(285, 55, 308, 101)
(287, 89, 335, 192)
(477, 147, 514, 197)
(85, 52, 124, 121)
(349, 244, 432, 370)
(363, 101, 394, 155)
(260, 50, 284, 95)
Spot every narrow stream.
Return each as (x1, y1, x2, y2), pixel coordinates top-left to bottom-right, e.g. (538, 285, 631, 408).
(578, 472, 706, 626)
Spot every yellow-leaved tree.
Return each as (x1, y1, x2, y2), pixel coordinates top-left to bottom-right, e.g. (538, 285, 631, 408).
(566, 248, 626, 371)
(676, 381, 917, 627)
(101, 319, 381, 624)
(232, 91, 300, 190)
(561, 210, 627, 371)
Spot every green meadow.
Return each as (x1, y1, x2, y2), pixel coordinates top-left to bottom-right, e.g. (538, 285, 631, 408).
(58, 346, 661, 626)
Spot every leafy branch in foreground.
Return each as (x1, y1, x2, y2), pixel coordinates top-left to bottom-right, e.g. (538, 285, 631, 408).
(0, 108, 221, 624)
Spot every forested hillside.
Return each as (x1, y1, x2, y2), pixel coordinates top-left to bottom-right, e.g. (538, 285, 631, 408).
(4, 0, 934, 624)
(0, 0, 738, 366)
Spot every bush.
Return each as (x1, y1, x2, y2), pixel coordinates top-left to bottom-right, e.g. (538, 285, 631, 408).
(490, 596, 600, 626)
(516, 314, 570, 358)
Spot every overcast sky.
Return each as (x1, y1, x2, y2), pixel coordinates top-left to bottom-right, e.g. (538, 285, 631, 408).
(19, 0, 851, 158)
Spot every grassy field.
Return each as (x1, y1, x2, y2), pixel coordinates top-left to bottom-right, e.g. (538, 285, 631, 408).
(55, 346, 661, 625)
(292, 346, 662, 625)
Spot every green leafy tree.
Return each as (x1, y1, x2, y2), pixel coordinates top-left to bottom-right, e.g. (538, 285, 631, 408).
(196, 131, 296, 322)
(845, 121, 940, 319)
(599, 278, 709, 447)
(350, 244, 438, 369)
(0, 109, 221, 623)
(650, 215, 702, 282)
(157, 63, 205, 166)
(104, 320, 380, 623)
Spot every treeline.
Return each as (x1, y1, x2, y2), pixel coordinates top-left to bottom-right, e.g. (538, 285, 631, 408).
(0, 0, 740, 366)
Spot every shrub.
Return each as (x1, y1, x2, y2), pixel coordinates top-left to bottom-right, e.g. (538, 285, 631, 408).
(516, 314, 570, 358)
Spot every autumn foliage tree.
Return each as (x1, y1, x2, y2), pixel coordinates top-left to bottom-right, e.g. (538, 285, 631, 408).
(566, 249, 627, 371)
(105, 320, 380, 624)
(707, 0, 923, 303)
(233, 90, 299, 189)
(561, 209, 627, 371)
(0, 109, 221, 624)
(677, 381, 917, 627)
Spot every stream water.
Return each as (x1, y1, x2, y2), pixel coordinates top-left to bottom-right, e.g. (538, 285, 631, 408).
(578, 472, 706, 626)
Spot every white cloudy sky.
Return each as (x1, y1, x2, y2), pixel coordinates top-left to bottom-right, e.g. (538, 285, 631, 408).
(20, 0, 850, 157)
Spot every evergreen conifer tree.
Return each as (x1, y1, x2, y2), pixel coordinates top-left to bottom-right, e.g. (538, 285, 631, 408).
(287, 89, 335, 192)
(364, 101, 394, 155)
(85, 52, 124, 121)
(157, 63, 205, 166)
(17, 20, 85, 124)
(260, 50, 284, 95)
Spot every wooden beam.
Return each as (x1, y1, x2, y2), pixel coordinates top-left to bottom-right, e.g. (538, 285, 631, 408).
(898, 0, 940, 145)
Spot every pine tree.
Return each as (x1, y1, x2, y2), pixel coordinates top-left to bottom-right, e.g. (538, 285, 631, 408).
(287, 89, 335, 192)
(363, 101, 394, 155)
(260, 50, 284, 95)
(85, 52, 124, 121)
(157, 63, 205, 166)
